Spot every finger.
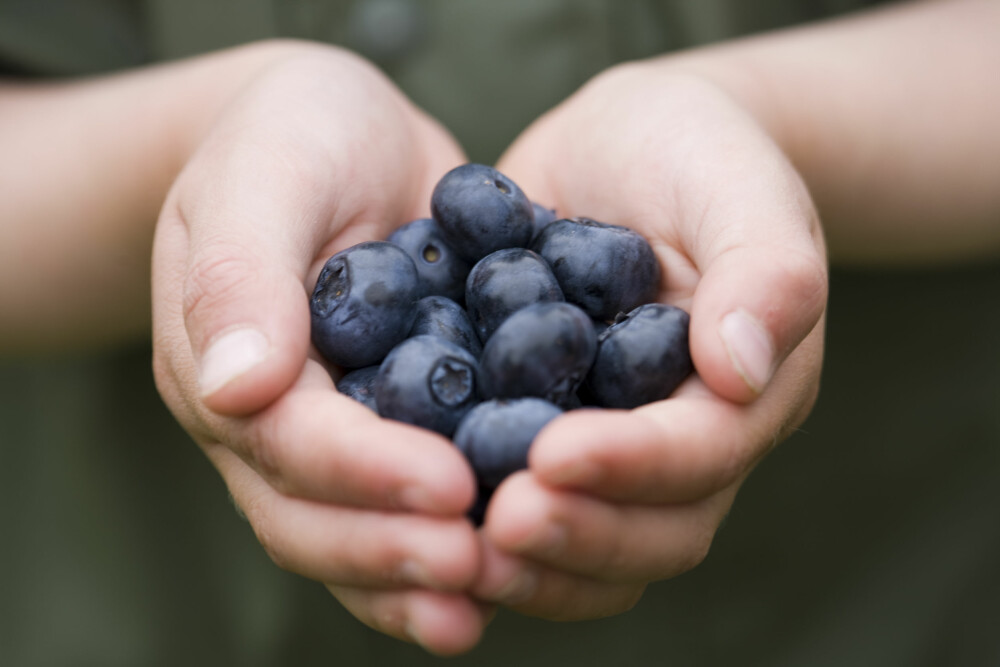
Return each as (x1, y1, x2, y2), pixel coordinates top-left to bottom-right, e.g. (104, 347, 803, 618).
(482, 472, 734, 582)
(655, 115, 828, 403)
(690, 237, 827, 402)
(330, 585, 494, 656)
(210, 368, 476, 513)
(528, 391, 748, 504)
(473, 538, 645, 621)
(154, 161, 317, 419)
(166, 112, 342, 416)
(215, 446, 480, 589)
(657, 99, 829, 402)
(471, 534, 540, 606)
(529, 328, 823, 504)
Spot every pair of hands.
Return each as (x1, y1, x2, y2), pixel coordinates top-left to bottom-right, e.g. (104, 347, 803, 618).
(151, 44, 827, 655)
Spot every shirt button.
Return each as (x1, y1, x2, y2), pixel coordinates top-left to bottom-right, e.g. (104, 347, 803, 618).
(348, 0, 426, 61)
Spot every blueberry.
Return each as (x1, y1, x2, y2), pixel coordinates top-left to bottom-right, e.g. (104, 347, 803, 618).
(310, 241, 420, 368)
(335, 365, 380, 411)
(387, 217, 471, 303)
(375, 335, 479, 437)
(465, 248, 564, 343)
(479, 302, 596, 408)
(431, 163, 534, 263)
(409, 295, 482, 357)
(584, 303, 693, 409)
(530, 202, 558, 241)
(532, 217, 661, 321)
(454, 398, 562, 489)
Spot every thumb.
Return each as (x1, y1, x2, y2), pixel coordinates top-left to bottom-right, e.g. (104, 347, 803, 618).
(164, 137, 332, 417)
(689, 243, 828, 404)
(182, 233, 311, 417)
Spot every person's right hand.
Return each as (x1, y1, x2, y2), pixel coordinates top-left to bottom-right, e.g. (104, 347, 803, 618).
(150, 42, 489, 655)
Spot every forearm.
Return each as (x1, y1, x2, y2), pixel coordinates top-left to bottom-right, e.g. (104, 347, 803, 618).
(0, 39, 325, 353)
(660, 0, 1000, 265)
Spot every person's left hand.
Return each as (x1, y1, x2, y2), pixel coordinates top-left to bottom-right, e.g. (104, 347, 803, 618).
(470, 61, 828, 618)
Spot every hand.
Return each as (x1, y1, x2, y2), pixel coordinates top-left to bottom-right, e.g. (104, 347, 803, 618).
(471, 62, 828, 618)
(150, 44, 489, 655)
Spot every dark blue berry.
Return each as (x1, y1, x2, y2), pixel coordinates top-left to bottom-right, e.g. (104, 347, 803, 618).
(454, 398, 562, 488)
(375, 335, 479, 437)
(465, 248, 564, 343)
(530, 202, 558, 241)
(387, 218, 471, 303)
(335, 365, 380, 411)
(478, 302, 596, 408)
(409, 295, 482, 357)
(431, 163, 534, 263)
(585, 303, 693, 409)
(310, 241, 420, 368)
(532, 217, 661, 321)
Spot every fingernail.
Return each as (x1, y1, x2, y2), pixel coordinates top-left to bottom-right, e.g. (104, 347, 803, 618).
(404, 620, 427, 648)
(518, 522, 568, 557)
(719, 309, 774, 393)
(399, 559, 441, 589)
(492, 569, 538, 605)
(199, 328, 270, 396)
(396, 484, 436, 513)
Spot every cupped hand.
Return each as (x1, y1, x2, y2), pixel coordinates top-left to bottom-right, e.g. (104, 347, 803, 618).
(150, 44, 488, 655)
(472, 62, 828, 618)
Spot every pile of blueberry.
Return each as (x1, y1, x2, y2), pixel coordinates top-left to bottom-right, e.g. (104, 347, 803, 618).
(310, 163, 693, 520)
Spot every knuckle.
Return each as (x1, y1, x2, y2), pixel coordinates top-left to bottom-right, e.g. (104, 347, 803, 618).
(150, 338, 216, 440)
(150, 343, 182, 409)
(617, 585, 647, 615)
(334, 525, 407, 586)
(260, 537, 293, 573)
(777, 248, 829, 320)
(151, 346, 171, 390)
(246, 395, 329, 497)
(248, 420, 292, 492)
(182, 249, 260, 334)
(368, 599, 407, 636)
(245, 501, 292, 572)
(675, 519, 716, 576)
(600, 533, 633, 578)
(795, 378, 823, 427)
(430, 524, 480, 587)
(720, 421, 758, 487)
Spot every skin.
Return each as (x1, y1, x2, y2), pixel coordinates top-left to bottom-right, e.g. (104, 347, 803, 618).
(1, 0, 998, 657)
